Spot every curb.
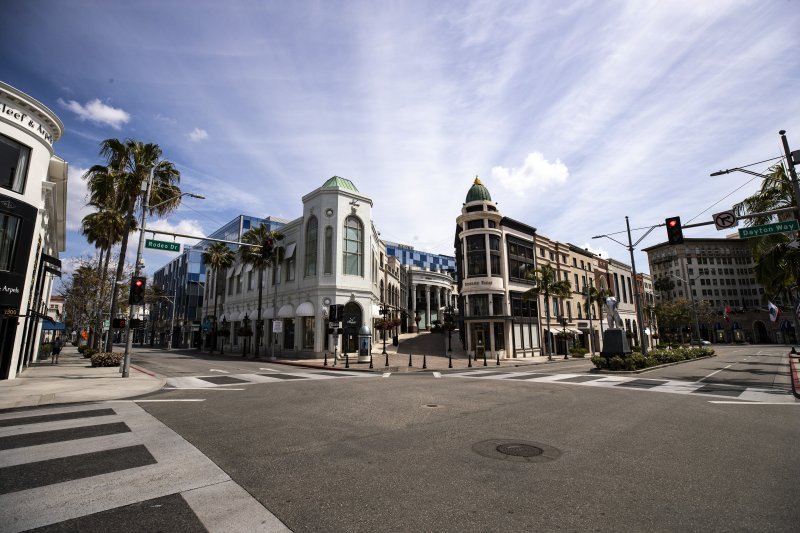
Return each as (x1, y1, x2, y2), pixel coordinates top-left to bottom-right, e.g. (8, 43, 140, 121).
(790, 353, 800, 399)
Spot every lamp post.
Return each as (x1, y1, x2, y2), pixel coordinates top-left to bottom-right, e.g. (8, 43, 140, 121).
(381, 304, 388, 356)
(121, 164, 204, 377)
(242, 313, 250, 357)
(583, 284, 595, 355)
(220, 317, 227, 355)
(671, 274, 703, 344)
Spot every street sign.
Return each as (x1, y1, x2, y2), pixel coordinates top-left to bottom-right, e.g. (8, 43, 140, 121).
(713, 210, 737, 230)
(738, 220, 799, 239)
(145, 239, 181, 252)
(273, 320, 283, 333)
(329, 321, 341, 328)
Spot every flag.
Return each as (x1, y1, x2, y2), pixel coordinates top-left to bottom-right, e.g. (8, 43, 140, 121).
(768, 301, 780, 322)
(724, 305, 731, 322)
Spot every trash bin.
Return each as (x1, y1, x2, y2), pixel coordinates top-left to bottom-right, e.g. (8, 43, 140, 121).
(358, 325, 371, 363)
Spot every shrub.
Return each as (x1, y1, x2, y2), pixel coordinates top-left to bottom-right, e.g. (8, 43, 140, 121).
(82, 347, 97, 359)
(608, 356, 625, 371)
(91, 351, 123, 367)
(77, 345, 86, 354)
(569, 347, 589, 357)
(591, 355, 607, 369)
(627, 353, 647, 370)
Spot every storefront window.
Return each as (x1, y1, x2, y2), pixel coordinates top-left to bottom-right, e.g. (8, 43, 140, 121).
(0, 135, 30, 194)
(343, 216, 363, 276)
(466, 235, 486, 276)
(469, 295, 489, 316)
(0, 213, 20, 271)
(494, 322, 505, 350)
(303, 317, 315, 349)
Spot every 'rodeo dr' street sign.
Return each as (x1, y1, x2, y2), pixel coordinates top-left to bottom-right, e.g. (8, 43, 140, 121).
(145, 239, 181, 252)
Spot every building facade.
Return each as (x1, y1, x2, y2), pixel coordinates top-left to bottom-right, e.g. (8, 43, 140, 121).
(644, 237, 792, 344)
(0, 82, 67, 379)
(151, 248, 206, 348)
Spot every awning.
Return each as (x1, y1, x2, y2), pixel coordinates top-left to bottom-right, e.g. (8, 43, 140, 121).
(569, 328, 583, 335)
(260, 308, 274, 319)
(295, 302, 315, 316)
(225, 311, 241, 321)
(278, 304, 294, 318)
(285, 243, 297, 259)
(41, 322, 65, 331)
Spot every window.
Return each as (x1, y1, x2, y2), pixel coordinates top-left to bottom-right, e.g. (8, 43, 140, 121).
(0, 135, 30, 194)
(466, 220, 483, 229)
(489, 235, 501, 277)
(305, 217, 318, 277)
(343, 216, 363, 276)
(469, 295, 489, 316)
(286, 255, 296, 282)
(492, 295, 504, 316)
(236, 274, 242, 294)
(493, 322, 505, 350)
(0, 213, 21, 271)
(507, 238, 535, 282)
(248, 271, 254, 291)
(466, 235, 486, 276)
(324, 226, 333, 274)
(510, 292, 537, 317)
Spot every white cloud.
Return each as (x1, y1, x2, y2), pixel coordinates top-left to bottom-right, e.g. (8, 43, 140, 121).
(66, 166, 92, 232)
(188, 127, 209, 142)
(58, 98, 130, 129)
(581, 243, 609, 260)
(141, 218, 207, 249)
(491, 152, 569, 193)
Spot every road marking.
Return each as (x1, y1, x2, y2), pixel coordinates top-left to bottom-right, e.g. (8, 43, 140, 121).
(161, 388, 245, 391)
(382, 373, 392, 378)
(709, 401, 800, 405)
(108, 399, 206, 402)
(699, 364, 732, 382)
(259, 368, 278, 371)
(433, 372, 442, 378)
(208, 369, 229, 373)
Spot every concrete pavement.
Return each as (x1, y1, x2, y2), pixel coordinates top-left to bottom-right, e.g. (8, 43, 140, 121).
(0, 345, 165, 410)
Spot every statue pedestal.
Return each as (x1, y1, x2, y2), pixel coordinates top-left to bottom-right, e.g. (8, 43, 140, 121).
(601, 328, 631, 357)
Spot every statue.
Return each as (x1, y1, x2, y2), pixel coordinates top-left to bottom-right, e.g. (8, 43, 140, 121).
(606, 296, 623, 329)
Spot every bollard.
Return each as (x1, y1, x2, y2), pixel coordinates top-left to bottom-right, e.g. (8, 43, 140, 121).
(345, 351, 350, 369)
(369, 351, 373, 369)
(483, 350, 487, 366)
(324, 351, 328, 367)
(448, 350, 452, 369)
(408, 352, 413, 367)
(385, 350, 389, 367)
(423, 353, 427, 369)
(496, 351, 500, 366)
(468, 352, 472, 368)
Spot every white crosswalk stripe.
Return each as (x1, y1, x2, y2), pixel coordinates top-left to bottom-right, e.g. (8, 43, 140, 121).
(165, 370, 376, 389)
(0, 402, 289, 532)
(449, 370, 798, 403)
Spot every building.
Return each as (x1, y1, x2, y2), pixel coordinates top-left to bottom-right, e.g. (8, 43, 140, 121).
(151, 248, 206, 349)
(643, 237, 790, 343)
(203, 177, 387, 359)
(0, 82, 67, 379)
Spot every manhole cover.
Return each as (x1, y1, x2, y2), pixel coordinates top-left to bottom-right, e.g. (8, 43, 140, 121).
(423, 404, 440, 408)
(472, 439, 561, 463)
(496, 443, 543, 457)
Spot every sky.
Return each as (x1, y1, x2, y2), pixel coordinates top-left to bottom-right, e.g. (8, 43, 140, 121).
(3, 0, 799, 279)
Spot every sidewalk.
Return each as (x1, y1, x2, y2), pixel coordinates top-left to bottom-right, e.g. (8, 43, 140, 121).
(0, 345, 165, 410)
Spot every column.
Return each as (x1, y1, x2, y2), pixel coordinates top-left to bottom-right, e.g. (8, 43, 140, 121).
(435, 287, 441, 324)
(410, 284, 417, 332)
(425, 285, 431, 330)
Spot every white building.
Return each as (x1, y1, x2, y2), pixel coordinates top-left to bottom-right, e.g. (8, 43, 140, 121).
(0, 82, 67, 379)
(208, 177, 384, 359)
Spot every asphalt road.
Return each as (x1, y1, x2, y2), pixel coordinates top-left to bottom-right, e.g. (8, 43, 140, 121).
(131, 344, 799, 532)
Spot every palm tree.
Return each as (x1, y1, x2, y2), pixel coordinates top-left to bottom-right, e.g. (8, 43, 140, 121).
(733, 163, 800, 301)
(85, 139, 182, 352)
(653, 277, 675, 302)
(239, 225, 284, 357)
(585, 285, 613, 349)
(203, 242, 235, 353)
(524, 264, 572, 360)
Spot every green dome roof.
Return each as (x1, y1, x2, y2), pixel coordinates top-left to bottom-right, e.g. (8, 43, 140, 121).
(322, 176, 359, 192)
(466, 176, 491, 202)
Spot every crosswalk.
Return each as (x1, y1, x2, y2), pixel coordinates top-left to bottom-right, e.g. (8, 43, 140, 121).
(0, 402, 289, 532)
(449, 370, 797, 403)
(165, 369, 376, 389)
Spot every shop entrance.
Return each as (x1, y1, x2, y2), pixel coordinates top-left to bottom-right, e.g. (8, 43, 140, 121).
(343, 302, 362, 353)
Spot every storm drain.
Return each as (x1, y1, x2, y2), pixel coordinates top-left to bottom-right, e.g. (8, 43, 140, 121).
(472, 439, 561, 463)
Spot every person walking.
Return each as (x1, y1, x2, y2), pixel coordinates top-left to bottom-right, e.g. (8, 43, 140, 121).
(51, 336, 62, 364)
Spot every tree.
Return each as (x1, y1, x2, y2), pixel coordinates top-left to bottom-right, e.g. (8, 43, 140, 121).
(733, 163, 800, 303)
(239, 225, 284, 357)
(655, 299, 691, 343)
(84, 139, 182, 352)
(653, 277, 675, 301)
(203, 242, 235, 352)
(524, 264, 572, 360)
(585, 285, 613, 341)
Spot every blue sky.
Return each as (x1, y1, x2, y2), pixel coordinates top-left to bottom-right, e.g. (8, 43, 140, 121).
(3, 0, 799, 276)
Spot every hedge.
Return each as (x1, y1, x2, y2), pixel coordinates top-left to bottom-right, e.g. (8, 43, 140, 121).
(91, 351, 123, 367)
(591, 346, 713, 371)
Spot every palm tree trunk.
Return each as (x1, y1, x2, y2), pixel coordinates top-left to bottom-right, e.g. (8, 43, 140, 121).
(255, 268, 264, 356)
(212, 280, 219, 354)
(105, 216, 133, 352)
(544, 296, 552, 360)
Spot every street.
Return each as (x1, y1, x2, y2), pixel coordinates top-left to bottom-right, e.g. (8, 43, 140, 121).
(1, 345, 797, 532)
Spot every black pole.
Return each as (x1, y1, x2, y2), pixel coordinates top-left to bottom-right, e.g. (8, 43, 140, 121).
(369, 350, 373, 369)
(385, 349, 389, 367)
(422, 353, 427, 369)
(324, 350, 328, 367)
(496, 351, 500, 366)
(448, 348, 452, 368)
(345, 349, 350, 369)
(408, 352, 412, 367)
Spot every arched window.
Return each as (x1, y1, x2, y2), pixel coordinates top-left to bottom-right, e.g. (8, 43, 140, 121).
(305, 216, 318, 277)
(343, 216, 363, 276)
(324, 226, 333, 275)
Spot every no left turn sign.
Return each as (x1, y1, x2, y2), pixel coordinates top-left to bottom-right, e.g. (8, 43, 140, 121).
(713, 210, 738, 230)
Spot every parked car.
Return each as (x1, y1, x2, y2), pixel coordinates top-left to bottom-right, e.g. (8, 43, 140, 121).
(690, 339, 711, 346)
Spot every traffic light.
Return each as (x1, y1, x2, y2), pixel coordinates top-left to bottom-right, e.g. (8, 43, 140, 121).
(261, 237, 274, 259)
(112, 318, 126, 329)
(129, 276, 146, 305)
(665, 216, 684, 245)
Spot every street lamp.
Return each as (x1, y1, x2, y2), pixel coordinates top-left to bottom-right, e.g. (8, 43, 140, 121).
(121, 163, 204, 377)
(380, 304, 388, 356)
(220, 317, 227, 355)
(583, 284, 595, 356)
(242, 313, 250, 357)
(671, 274, 703, 344)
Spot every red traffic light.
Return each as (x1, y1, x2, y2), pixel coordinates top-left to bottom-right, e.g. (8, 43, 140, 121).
(667, 219, 678, 228)
(665, 216, 684, 245)
(134, 279, 144, 287)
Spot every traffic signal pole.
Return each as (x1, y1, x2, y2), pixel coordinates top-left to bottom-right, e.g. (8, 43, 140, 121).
(121, 167, 154, 378)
